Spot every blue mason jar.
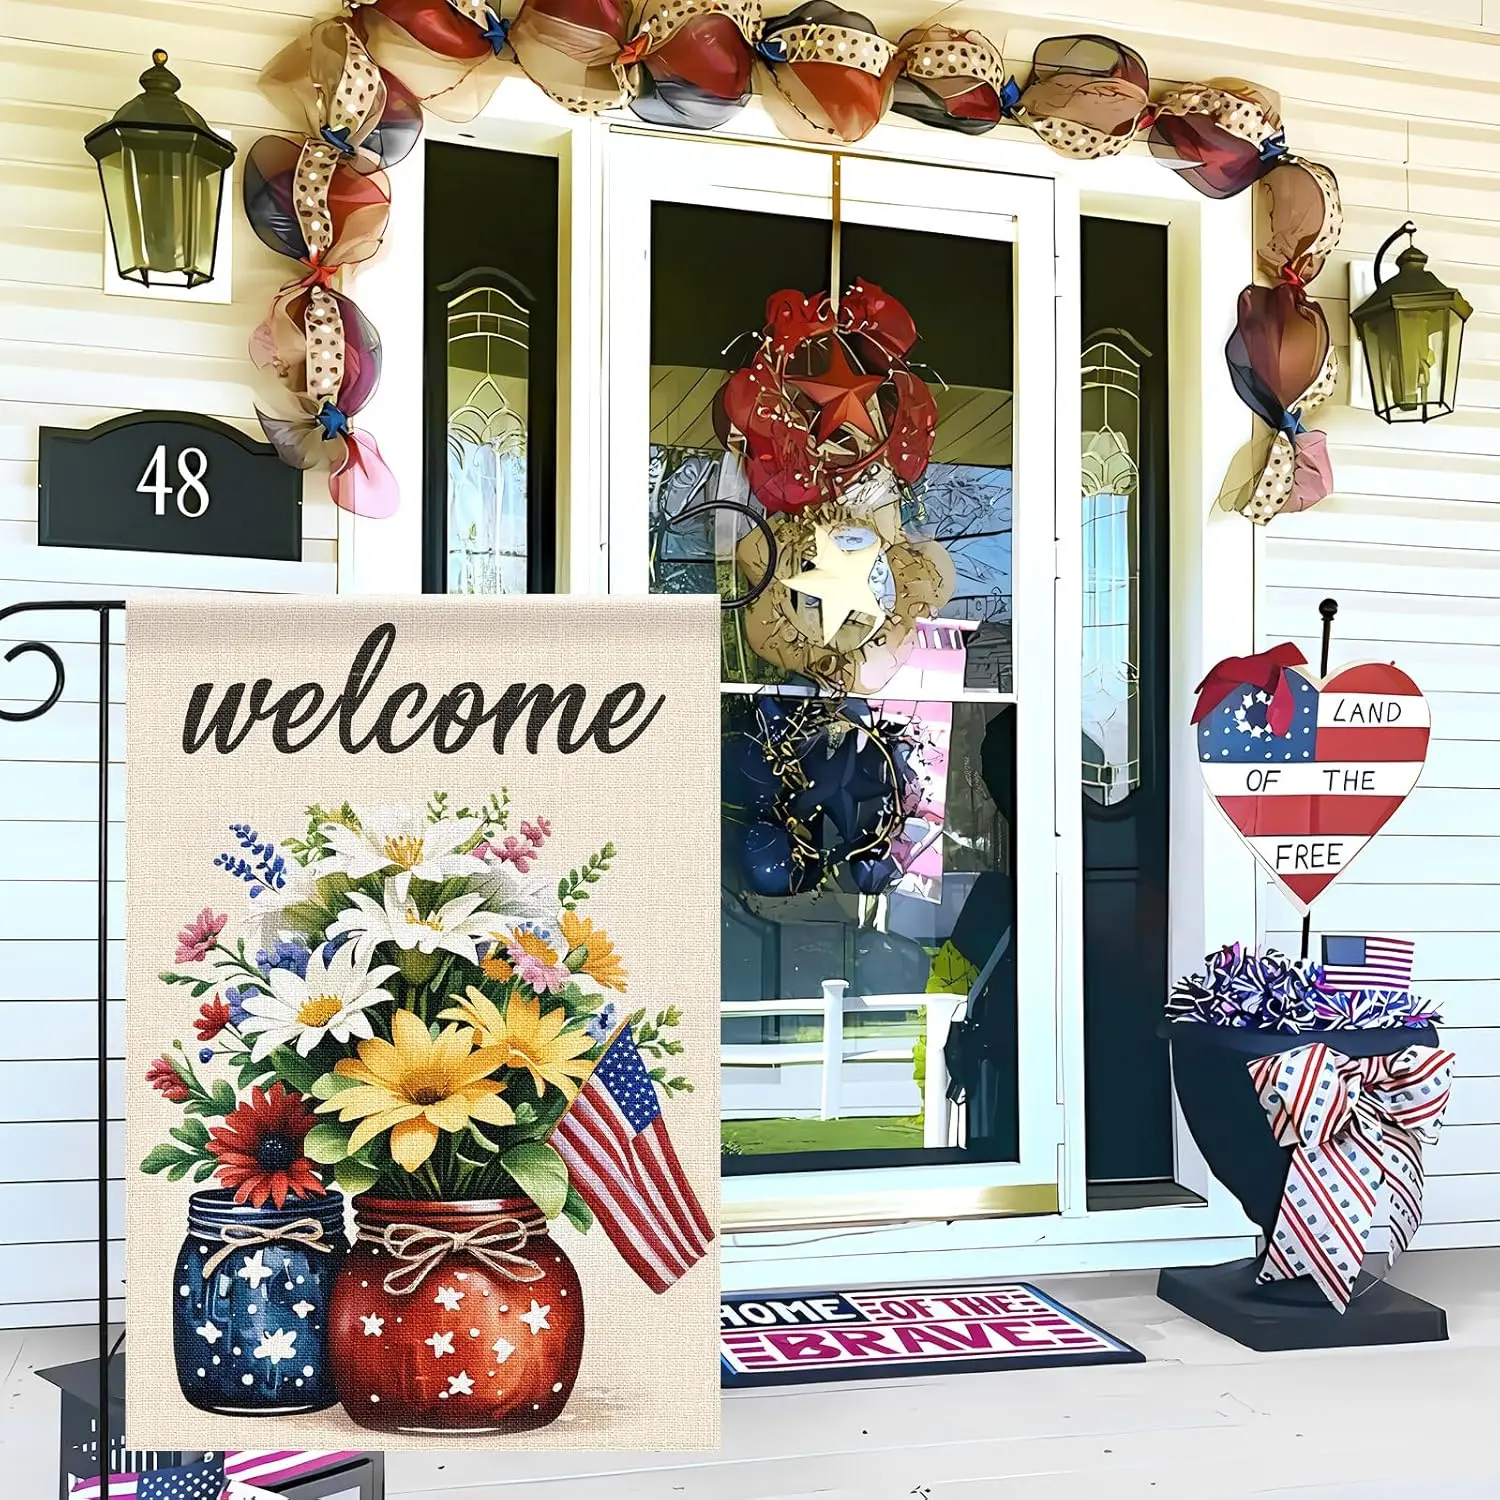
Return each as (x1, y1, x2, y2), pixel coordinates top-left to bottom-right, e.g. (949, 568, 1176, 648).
(172, 1188, 347, 1415)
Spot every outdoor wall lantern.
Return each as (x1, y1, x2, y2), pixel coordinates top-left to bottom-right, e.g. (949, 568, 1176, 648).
(1350, 220, 1471, 423)
(84, 50, 236, 289)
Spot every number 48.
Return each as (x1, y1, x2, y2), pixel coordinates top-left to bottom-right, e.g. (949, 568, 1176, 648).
(137, 444, 210, 517)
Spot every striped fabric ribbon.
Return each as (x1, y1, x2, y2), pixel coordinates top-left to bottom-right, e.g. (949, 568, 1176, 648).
(69, 1451, 364, 1499)
(1248, 1042, 1454, 1311)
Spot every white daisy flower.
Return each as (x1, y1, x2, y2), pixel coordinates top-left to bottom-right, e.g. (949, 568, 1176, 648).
(322, 804, 487, 899)
(239, 942, 398, 1062)
(326, 879, 494, 968)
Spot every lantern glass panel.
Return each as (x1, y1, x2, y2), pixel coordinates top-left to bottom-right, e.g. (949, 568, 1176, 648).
(95, 126, 228, 288)
(1366, 298, 1463, 422)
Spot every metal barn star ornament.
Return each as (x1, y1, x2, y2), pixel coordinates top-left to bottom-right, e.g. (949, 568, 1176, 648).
(790, 337, 884, 442)
(782, 524, 887, 644)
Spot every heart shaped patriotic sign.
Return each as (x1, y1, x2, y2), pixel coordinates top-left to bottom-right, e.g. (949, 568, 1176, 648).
(1196, 650, 1429, 914)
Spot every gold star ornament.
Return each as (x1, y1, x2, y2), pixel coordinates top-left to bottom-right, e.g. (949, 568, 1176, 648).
(782, 524, 887, 644)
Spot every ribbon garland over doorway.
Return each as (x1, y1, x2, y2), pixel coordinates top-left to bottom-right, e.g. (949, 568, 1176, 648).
(246, 8, 1344, 524)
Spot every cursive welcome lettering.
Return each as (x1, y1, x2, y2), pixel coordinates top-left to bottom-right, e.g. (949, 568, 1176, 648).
(182, 623, 667, 757)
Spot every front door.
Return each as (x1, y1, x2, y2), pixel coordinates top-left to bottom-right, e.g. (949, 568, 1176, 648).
(605, 132, 1064, 1230)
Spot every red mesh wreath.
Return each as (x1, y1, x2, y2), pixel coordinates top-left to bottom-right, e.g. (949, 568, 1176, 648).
(714, 280, 937, 513)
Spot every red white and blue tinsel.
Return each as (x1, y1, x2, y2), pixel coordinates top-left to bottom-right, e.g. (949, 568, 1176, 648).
(1167, 943, 1440, 1033)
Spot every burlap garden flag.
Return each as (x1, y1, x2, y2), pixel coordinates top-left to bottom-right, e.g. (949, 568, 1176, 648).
(126, 596, 720, 1451)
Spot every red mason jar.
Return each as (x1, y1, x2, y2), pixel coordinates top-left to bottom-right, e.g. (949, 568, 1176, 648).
(327, 1196, 585, 1435)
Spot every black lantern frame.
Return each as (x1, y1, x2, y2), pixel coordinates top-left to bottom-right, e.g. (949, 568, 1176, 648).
(84, 50, 236, 290)
(1350, 220, 1472, 424)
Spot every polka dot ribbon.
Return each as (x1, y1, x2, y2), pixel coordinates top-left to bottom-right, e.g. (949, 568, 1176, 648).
(1248, 1042, 1455, 1311)
(200, 1216, 335, 1280)
(361, 1212, 548, 1296)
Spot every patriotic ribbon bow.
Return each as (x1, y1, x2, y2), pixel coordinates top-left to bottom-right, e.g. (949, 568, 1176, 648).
(1248, 1042, 1454, 1310)
(362, 1213, 547, 1296)
(1191, 642, 1307, 736)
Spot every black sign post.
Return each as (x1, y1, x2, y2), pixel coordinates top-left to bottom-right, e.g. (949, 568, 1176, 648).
(38, 411, 303, 561)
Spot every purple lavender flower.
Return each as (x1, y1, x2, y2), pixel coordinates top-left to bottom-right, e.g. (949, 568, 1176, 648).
(586, 1004, 619, 1044)
(224, 986, 250, 1027)
(256, 941, 311, 980)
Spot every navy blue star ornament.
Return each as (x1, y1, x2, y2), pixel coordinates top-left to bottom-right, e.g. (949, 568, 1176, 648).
(794, 730, 891, 839)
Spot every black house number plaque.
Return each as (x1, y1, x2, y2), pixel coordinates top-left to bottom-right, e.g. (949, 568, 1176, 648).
(38, 411, 302, 562)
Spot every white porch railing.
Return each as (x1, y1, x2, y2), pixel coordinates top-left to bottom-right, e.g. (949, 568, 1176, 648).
(721, 980, 965, 1148)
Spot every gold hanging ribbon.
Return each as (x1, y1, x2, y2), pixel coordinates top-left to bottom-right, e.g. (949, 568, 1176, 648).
(829, 154, 842, 317)
(201, 1217, 334, 1280)
(359, 1213, 548, 1296)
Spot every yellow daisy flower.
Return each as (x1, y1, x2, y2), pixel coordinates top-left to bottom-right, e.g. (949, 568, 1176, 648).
(444, 985, 593, 1101)
(438, 986, 506, 1048)
(560, 912, 629, 992)
(318, 1009, 515, 1172)
(480, 936, 514, 983)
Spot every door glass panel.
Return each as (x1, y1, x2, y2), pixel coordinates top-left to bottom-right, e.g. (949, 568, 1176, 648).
(647, 198, 1019, 1172)
(423, 142, 558, 593)
(1081, 336, 1141, 805)
(446, 280, 530, 595)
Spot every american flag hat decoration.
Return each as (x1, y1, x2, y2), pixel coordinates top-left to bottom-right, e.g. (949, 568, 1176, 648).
(549, 1023, 714, 1294)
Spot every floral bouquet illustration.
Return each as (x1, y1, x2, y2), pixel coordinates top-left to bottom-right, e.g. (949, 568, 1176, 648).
(141, 793, 711, 1436)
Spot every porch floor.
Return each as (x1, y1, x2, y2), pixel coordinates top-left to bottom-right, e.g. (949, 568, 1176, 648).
(7, 1250, 1499, 1498)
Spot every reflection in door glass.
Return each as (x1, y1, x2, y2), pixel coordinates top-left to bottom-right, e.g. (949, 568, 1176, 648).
(647, 201, 1019, 1171)
(446, 281, 529, 594)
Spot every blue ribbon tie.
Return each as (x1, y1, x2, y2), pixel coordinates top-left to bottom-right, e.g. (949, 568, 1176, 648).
(1278, 409, 1305, 438)
(482, 11, 510, 53)
(755, 36, 788, 63)
(998, 77, 1022, 116)
(1259, 129, 1288, 163)
(316, 401, 350, 440)
(320, 125, 355, 158)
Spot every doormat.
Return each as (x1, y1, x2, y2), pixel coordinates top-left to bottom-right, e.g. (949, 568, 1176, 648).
(720, 1283, 1144, 1387)
(125, 596, 721, 1453)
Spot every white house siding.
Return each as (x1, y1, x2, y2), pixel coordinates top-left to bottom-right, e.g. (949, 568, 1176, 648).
(3, 0, 1500, 1330)
(0, 0, 335, 1328)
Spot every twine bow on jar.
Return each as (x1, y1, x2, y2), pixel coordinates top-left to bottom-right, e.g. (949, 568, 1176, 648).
(361, 1214, 547, 1296)
(201, 1217, 335, 1279)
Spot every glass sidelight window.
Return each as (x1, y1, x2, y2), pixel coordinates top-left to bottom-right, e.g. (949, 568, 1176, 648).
(423, 142, 558, 593)
(444, 276, 532, 595)
(1081, 335, 1142, 807)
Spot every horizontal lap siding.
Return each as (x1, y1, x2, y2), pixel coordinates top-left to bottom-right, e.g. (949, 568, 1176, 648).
(1252, 36, 1500, 1248)
(0, 0, 333, 1327)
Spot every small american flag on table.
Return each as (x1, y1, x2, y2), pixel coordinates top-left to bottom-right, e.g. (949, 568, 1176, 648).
(551, 1024, 713, 1294)
(1322, 934, 1415, 991)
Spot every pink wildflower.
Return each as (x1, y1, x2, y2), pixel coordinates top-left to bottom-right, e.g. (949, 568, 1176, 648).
(175, 908, 227, 964)
(490, 835, 535, 873)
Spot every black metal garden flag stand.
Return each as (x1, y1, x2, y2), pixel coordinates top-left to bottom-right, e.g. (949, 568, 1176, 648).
(1, 599, 123, 1486)
(1, 599, 384, 1498)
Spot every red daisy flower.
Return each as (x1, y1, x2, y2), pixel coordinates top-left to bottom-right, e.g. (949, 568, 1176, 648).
(146, 1055, 190, 1104)
(207, 1083, 326, 1209)
(194, 997, 232, 1043)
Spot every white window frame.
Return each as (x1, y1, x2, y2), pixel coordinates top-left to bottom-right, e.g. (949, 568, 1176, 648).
(349, 90, 1263, 1284)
